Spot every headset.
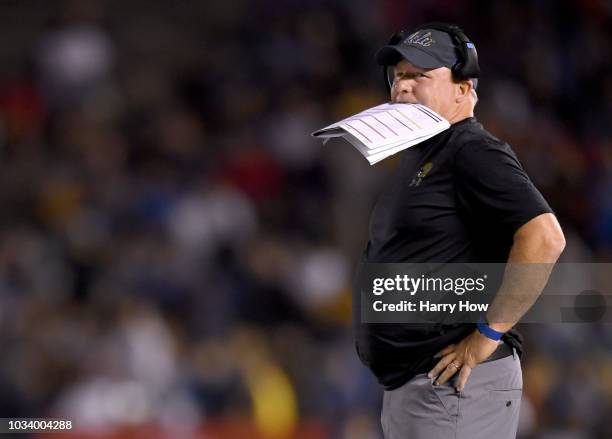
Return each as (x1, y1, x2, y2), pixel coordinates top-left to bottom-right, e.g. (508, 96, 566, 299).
(382, 22, 480, 94)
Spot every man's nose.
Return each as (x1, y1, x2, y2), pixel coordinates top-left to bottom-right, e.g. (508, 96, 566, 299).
(394, 78, 415, 94)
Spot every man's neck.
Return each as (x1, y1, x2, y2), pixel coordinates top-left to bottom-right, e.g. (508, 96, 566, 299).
(446, 104, 475, 124)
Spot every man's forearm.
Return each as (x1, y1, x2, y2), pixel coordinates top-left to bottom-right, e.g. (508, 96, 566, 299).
(486, 214, 565, 333)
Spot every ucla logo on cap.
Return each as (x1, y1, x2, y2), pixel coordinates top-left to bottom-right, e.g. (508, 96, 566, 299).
(404, 31, 435, 47)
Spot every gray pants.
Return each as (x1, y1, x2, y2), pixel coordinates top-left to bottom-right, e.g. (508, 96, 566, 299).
(381, 349, 522, 439)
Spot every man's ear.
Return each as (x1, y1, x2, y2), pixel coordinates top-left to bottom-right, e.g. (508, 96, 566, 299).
(455, 80, 473, 102)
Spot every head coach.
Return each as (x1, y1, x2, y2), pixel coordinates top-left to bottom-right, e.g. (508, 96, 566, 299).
(352, 23, 566, 439)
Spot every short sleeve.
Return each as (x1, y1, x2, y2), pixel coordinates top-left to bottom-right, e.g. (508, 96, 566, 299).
(454, 140, 553, 235)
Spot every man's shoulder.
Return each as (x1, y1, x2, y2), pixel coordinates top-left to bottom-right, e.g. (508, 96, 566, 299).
(450, 119, 513, 157)
(453, 118, 505, 147)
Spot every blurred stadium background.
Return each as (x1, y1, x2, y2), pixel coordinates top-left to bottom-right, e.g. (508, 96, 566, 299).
(0, 0, 611, 438)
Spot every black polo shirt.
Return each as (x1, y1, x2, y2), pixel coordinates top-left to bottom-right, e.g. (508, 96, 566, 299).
(354, 116, 553, 390)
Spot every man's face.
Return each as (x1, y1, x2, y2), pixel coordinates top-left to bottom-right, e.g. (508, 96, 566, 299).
(390, 59, 457, 119)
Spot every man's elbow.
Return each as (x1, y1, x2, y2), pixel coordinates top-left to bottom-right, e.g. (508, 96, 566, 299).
(514, 213, 566, 260)
(541, 227, 566, 257)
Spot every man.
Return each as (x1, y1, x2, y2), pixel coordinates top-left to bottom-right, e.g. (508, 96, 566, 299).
(353, 23, 565, 439)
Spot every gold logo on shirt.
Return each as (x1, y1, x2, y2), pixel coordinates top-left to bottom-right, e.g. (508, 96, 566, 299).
(410, 162, 433, 187)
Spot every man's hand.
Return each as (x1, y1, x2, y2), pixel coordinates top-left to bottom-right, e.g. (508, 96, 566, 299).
(427, 330, 500, 392)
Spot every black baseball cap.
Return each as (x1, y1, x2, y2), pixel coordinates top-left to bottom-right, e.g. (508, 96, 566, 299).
(376, 28, 462, 69)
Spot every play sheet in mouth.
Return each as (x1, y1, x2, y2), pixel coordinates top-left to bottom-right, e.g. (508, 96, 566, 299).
(312, 102, 450, 165)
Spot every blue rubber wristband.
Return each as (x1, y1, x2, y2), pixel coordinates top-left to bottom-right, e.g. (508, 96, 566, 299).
(477, 317, 504, 341)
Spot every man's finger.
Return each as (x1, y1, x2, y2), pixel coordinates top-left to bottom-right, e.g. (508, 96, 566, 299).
(455, 365, 472, 392)
(427, 353, 456, 379)
(434, 344, 456, 358)
(433, 359, 461, 385)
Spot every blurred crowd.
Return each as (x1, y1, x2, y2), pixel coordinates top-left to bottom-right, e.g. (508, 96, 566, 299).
(0, 0, 611, 438)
